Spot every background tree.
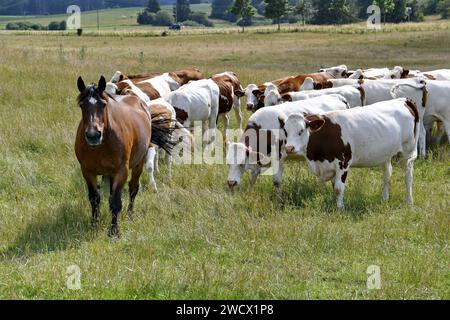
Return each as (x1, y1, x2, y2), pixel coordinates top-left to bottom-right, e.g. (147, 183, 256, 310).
(146, 0, 161, 13)
(295, 0, 313, 25)
(437, 0, 450, 19)
(264, 0, 289, 31)
(173, 0, 192, 22)
(390, 0, 407, 23)
(373, 0, 395, 23)
(210, 0, 237, 21)
(231, 0, 256, 32)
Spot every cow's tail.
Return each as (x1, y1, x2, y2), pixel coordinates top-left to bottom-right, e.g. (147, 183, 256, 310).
(150, 113, 177, 155)
(405, 98, 420, 147)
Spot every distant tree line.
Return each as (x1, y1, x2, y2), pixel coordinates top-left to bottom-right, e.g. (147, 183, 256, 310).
(137, 0, 214, 27)
(0, 0, 177, 15)
(6, 19, 66, 30)
(211, 0, 450, 29)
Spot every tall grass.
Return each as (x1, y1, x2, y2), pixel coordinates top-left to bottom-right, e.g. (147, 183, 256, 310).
(0, 29, 448, 299)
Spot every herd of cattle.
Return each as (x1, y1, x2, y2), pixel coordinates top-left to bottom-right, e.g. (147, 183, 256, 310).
(74, 65, 449, 236)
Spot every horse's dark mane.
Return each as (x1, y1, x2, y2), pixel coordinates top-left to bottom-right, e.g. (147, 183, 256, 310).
(77, 84, 116, 104)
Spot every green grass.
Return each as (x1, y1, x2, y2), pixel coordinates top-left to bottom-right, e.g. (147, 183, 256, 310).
(0, 26, 449, 299)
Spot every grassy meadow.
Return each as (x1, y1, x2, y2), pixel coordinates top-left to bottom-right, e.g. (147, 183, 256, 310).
(0, 26, 449, 299)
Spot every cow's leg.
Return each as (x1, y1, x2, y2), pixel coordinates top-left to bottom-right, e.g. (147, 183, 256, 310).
(209, 107, 219, 146)
(109, 167, 128, 238)
(233, 97, 243, 131)
(221, 113, 230, 143)
(444, 121, 450, 145)
(382, 160, 393, 201)
(418, 121, 426, 159)
(145, 147, 158, 191)
(167, 153, 173, 180)
(127, 160, 144, 217)
(248, 167, 261, 192)
(154, 146, 160, 174)
(333, 170, 348, 209)
(82, 169, 100, 227)
(403, 157, 415, 205)
(273, 161, 284, 196)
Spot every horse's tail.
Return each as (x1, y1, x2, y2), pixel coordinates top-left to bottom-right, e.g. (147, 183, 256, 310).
(150, 112, 177, 155)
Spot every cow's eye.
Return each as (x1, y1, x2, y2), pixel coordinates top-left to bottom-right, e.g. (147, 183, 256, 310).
(299, 130, 303, 136)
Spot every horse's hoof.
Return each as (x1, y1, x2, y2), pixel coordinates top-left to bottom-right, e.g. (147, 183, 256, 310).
(108, 225, 120, 239)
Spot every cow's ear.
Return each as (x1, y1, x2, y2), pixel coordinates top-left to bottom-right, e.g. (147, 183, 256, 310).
(252, 89, 262, 97)
(235, 90, 244, 97)
(313, 82, 323, 90)
(119, 74, 124, 82)
(77, 76, 86, 93)
(98, 76, 106, 93)
(305, 115, 325, 133)
(257, 95, 265, 103)
(402, 69, 410, 78)
(278, 116, 286, 128)
(281, 94, 292, 102)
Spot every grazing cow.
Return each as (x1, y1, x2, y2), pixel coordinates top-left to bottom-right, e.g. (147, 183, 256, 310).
(319, 65, 349, 78)
(211, 71, 245, 130)
(280, 85, 365, 108)
(226, 95, 349, 193)
(244, 72, 335, 112)
(283, 98, 419, 209)
(166, 79, 221, 146)
(75, 76, 175, 237)
(110, 68, 203, 99)
(390, 78, 450, 157)
(420, 69, 450, 81)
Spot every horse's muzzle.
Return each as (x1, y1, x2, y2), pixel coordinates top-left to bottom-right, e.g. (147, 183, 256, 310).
(85, 130, 103, 147)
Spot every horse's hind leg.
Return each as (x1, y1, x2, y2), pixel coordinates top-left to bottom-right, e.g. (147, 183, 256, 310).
(127, 161, 145, 218)
(82, 169, 100, 227)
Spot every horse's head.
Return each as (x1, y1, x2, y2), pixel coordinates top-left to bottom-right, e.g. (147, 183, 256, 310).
(77, 76, 109, 147)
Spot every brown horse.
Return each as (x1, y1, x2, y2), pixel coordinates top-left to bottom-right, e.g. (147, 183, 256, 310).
(75, 76, 174, 237)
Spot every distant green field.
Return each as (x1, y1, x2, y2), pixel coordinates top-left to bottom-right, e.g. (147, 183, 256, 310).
(0, 5, 235, 31)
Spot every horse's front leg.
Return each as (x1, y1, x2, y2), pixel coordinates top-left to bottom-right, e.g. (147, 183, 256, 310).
(108, 167, 128, 238)
(128, 160, 145, 218)
(82, 169, 100, 227)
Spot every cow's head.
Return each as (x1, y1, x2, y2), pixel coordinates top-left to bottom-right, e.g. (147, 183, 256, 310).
(319, 65, 348, 79)
(226, 141, 263, 189)
(263, 84, 282, 107)
(282, 113, 325, 155)
(242, 84, 259, 111)
(110, 71, 125, 84)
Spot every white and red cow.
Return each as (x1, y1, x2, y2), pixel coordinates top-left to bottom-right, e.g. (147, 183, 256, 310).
(390, 78, 450, 157)
(110, 68, 203, 99)
(280, 85, 365, 108)
(166, 79, 221, 146)
(226, 94, 349, 193)
(243, 72, 335, 112)
(419, 69, 450, 81)
(283, 98, 419, 209)
(211, 71, 245, 131)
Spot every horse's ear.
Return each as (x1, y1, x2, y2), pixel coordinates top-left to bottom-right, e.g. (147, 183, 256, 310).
(98, 76, 106, 93)
(77, 76, 86, 93)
